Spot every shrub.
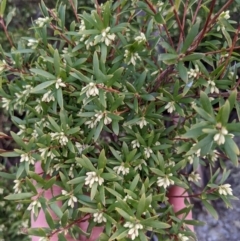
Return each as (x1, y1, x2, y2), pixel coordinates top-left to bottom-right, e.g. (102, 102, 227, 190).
(1, 0, 240, 240)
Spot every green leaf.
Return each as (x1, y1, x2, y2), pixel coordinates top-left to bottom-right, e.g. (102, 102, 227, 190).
(217, 101, 230, 125)
(30, 80, 54, 93)
(61, 209, 69, 227)
(4, 192, 34, 200)
(45, 209, 55, 229)
(26, 177, 38, 194)
(94, 119, 104, 142)
(57, 87, 64, 109)
(141, 217, 171, 229)
(76, 155, 96, 171)
(200, 91, 213, 115)
(202, 200, 218, 219)
(194, 106, 215, 123)
(182, 22, 200, 53)
(90, 182, 98, 200)
(228, 89, 237, 112)
(159, 53, 178, 61)
(67, 176, 85, 185)
(182, 53, 204, 61)
(115, 208, 131, 220)
(54, 49, 60, 76)
(28, 228, 47, 237)
(44, 176, 57, 190)
(224, 137, 239, 166)
(0, 0, 7, 16)
(0, 171, 15, 179)
(98, 149, 107, 170)
(30, 68, 56, 79)
(222, 28, 232, 47)
(50, 202, 63, 218)
(58, 233, 68, 241)
(136, 193, 146, 218)
(0, 151, 20, 157)
(177, 61, 188, 83)
(10, 131, 27, 149)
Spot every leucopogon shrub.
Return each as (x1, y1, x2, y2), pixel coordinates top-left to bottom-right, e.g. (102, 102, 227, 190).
(1, 0, 240, 240)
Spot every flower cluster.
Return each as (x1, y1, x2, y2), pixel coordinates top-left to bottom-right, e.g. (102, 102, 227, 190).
(124, 50, 141, 66)
(42, 90, 55, 102)
(164, 101, 176, 113)
(113, 164, 130, 175)
(20, 153, 35, 165)
(61, 190, 78, 208)
(124, 222, 143, 240)
(50, 132, 68, 146)
(136, 117, 148, 129)
(35, 17, 50, 27)
(213, 126, 228, 145)
(85, 171, 104, 188)
(178, 233, 189, 241)
(97, 27, 116, 46)
(157, 174, 174, 189)
(55, 78, 66, 89)
(27, 200, 41, 216)
(188, 172, 201, 183)
(218, 184, 233, 196)
(81, 82, 99, 97)
(187, 65, 199, 78)
(93, 211, 107, 223)
(207, 80, 219, 94)
(13, 180, 22, 193)
(134, 32, 146, 43)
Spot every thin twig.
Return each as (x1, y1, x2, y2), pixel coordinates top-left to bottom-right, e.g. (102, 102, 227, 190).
(0, 17, 14, 47)
(192, 0, 203, 24)
(68, 0, 80, 23)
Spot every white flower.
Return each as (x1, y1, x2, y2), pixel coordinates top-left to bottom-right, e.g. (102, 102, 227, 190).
(187, 65, 199, 78)
(68, 164, 74, 178)
(20, 153, 35, 165)
(55, 78, 66, 89)
(104, 115, 112, 125)
(134, 32, 146, 43)
(35, 17, 50, 27)
(144, 147, 153, 159)
(93, 212, 107, 223)
(97, 27, 116, 46)
(82, 82, 99, 97)
(210, 150, 220, 162)
(123, 194, 133, 202)
(35, 99, 43, 113)
(218, 184, 233, 196)
(134, 159, 147, 171)
(219, 10, 230, 20)
(187, 155, 194, 164)
(157, 1, 164, 11)
(1, 97, 11, 110)
(76, 142, 89, 154)
(207, 80, 219, 94)
(79, 20, 86, 31)
(85, 171, 104, 188)
(113, 165, 130, 175)
(85, 117, 97, 129)
(27, 39, 38, 48)
(164, 101, 175, 113)
(188, 172, 201, 182)
(42, 90, 55, 102)
(39, 237, 50, 241)
(61, 190, 78, 208)
(27, 200, 41, 215)
(157, 174, 174, 189)
(17, 124, 26, 135)
(124, 50, 141, 66)
(131, 139, 140, 149)
(32, 129, 38, 138)
(0, 188, 3, 194)
(124, 222, 143, 240)
(178, 233, 189, 241)
(213, 126, 228, 145)
(13, 180, 22, 193)
(50, 132, 68, 146)
(137, 117, 148, 129)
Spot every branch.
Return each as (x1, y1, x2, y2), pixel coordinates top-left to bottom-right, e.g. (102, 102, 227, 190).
(68, 0, 80, 23)
(0, 17, 14, 48)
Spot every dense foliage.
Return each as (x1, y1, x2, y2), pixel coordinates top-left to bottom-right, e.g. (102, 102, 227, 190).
(1, 0, 240, 240)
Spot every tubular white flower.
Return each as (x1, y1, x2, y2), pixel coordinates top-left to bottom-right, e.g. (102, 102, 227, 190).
(27, 39, 38, 48)
(213, 126, 228, 145)
(13, 180, 22, 193)
(97, 27, 116, 46)
(219, 10, 230, 20)
(93, 212, 107, 223)
(144, 147, 153, 159)
(164, 101, 175, 113)
(82, 82, 99, 97)
(207, 80, 219, 94)
(218, 184, 233, 196)
(187, 65, 199, 78)
(157, 174, 174, 189)
(42, 90, 55, 102)
(137, 117, 148, 129)
(27, 200, 41, 214)
(178, 233, 189, 241)
(134, 32, 146, 43)
(210, 150, 220, 162)
(124, 50, 141, 66)
(85, 117, 97, 129)
(68, 195, 78, 208)
(104, 115, 112, 125)
(35, 17, 50, 27)
(20, 153, 35, 165)
(113, 165, 130, 175)
(85, 171, 104, 188)
(1, 97, 11, 110)
(55, 78, 66, 89)
(124, 222, 143, 240)
(123, 194, 133, 202)
(188, 172, 201, 182)
(131, 139, 140, 149)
